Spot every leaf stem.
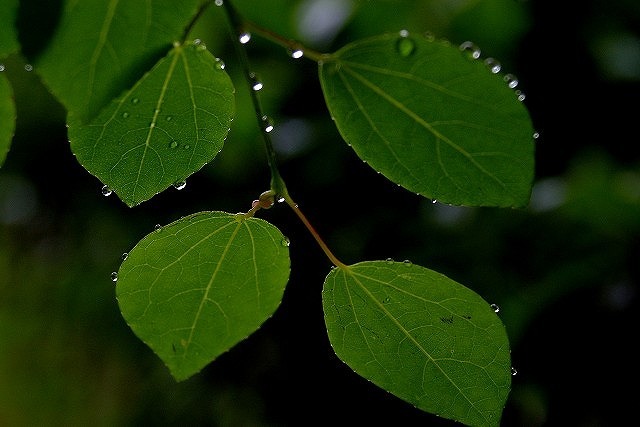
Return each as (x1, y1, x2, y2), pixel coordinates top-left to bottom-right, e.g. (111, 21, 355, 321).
(221, 0, 288, 199)
(284, 197, 348, 269)
(221, 0, 346, 269)
(243, 20, 331, 63)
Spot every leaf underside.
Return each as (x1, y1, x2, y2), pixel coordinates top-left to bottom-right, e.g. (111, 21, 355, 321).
(319, 32, 535, 207)
(68, 41, 235, 207)
(323, 261, 511, 427)
(116, 211, 291, 381)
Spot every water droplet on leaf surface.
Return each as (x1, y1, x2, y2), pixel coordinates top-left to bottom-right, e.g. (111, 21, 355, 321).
(214, 0, 223, 5)
(503, 73, 519, 89)
(484, 57, 501, 74)
(281, 237, 290, 247)
(154, 224, 162, 232)
(101, 185, 112, 196)
(122, 112, 129, 119)
(24, 64, 33, 72)
(511, 367, 518, 376)
(110, 272, 118, 282)
(459, 41, 481, 59)
(490, 303, 500, 313)
(396, 30, 415, 57)
(173, 181, 187, 190)
(169, 140, 179, 149)
(385, 257, 394, 264)
(121, 252, 129, 260)
(131, 98, 139, 105)
(215, 58, 225, 70)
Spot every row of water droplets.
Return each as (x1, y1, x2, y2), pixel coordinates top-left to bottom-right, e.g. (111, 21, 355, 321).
(0, 64, 33, 72)
(395, 30, 527, 102)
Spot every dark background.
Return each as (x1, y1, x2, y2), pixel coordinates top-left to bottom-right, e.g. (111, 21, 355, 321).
(1, 0, 639, 425)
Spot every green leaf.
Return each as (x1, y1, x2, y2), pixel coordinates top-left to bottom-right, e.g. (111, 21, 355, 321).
(68, 41, 234, 207)
(323, 261, 511, 427)
(0, 74, 16, 167)
(116, 211, 291, 381)
(319, 32, 535, 207)
(0, 0, 19, 57)
(36, 0, 201, 123)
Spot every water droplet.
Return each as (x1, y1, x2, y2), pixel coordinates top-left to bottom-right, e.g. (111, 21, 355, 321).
(262, 115, 274, 133)
(490, 303, 500, 313)
(154, 224, 162, 232)
(403, 259, 412, 266)
(110, 272, 118, 282)
(194, 38, 202, 45)
(385, 257, 394, 265)
(24, 64, 33, 72)
(281, 236, 290, 247)
(276, 196, 285, 203)
(483, 57, 501, 74)
(289, 49, 304, 59)
(122, 112, 129, 119)
(239, 32, 251, 44)
(166, 116, 173, 121)
(131, 97, 140, 105)
(101, 185, 112, 196)
(0, 64, 5, 72)
(173, 181, 187, 190)
(215, 58, 226, 70)
(533, 131, 540, 140)
(396, 30, 415, 57)
(432, 199, 438, 204)
(459, 41, 481, 59)
(515, 90, 526, 101)
(214, 0, 223, 5)
(503, 73, 519, 89)
(423, 31, 435, 42)
(169, 140, 179, 149)
(511, 367, 518, 376)
(121, 252, 129, 261)
(249, 72, 263, 91)
(184, 144, 191, 150)
(383, 297, 391, 304)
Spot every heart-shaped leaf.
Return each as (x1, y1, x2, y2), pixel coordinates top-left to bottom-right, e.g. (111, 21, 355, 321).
(319, 32, 535, 207)
(68, 40, 234, 206)
(116, 211, 291, 381)
(36, 0, 201, 123)
(323, 260, 511, 427)
(0, 74, 15, 167)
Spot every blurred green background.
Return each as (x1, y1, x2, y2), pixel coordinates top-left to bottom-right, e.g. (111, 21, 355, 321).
(1, 0, 639, 425)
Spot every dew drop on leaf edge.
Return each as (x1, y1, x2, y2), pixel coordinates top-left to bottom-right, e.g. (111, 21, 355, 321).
(491, 303, 500, 313)
(101, 185, 112, 197)
(110, 272, 118, 282)
(173, 181, 187, 191)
